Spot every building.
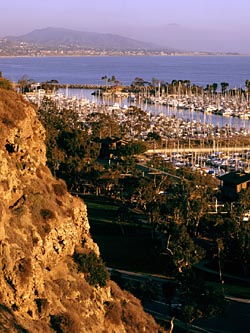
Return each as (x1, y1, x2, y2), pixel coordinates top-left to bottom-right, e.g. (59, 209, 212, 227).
(99, 137, 128, 159)
(219, 171, 250, 200)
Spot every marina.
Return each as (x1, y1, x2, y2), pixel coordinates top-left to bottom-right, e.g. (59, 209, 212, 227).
(25, 87, 250, 176)
(8, 55, 250, 175)
(57, 87, 250, 132)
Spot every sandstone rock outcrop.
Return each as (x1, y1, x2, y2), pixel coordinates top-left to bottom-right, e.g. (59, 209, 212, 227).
(0, 82, 165, 332)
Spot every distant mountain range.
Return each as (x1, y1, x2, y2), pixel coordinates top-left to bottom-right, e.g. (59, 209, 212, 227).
(1, 27, 238, 57)
(6, 27, 166, 51)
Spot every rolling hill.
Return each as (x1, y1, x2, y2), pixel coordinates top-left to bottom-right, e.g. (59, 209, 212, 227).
(6, 27, 164, 50)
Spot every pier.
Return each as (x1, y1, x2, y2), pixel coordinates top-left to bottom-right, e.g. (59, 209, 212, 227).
(147, 146, 250, 155)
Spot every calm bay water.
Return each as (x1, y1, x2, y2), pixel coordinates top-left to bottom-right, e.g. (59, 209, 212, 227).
(1, 55, 250, 88)
(1, 55, 250, 131)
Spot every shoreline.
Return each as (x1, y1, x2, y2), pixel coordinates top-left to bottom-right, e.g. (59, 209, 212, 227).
(1, 53, 249, 59)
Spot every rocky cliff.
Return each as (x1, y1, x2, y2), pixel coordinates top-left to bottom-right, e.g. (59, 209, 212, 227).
(0, 82, 165, 332)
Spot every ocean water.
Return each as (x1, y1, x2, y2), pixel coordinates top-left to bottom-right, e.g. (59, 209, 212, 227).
(1, 55, 250, 88)
(1, 55, 250, 131)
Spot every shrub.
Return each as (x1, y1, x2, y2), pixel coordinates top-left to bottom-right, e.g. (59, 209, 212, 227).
(0, 89, 26, 124)
(40, 209, 55, 220)
(105, 300, 122, 325)
(0, 78, 14, 90)
(1, 180, 9, 191)
(18, 257, 32, 283)
(35, 165, 50, 179)
(50, 312, 81, 333)
(73, 251, 109, 287)
(1, 114, 15, 127)
(53, 182, 67, 196)
(35, 298, 48, 314)
(55, 198, 63, 207)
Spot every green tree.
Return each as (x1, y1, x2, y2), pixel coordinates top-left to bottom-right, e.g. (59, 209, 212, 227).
(73, 251, 109, 287)
(177, 269, 225, 332)
(146, 132, 162, 148)
(0, 77, 13, 90)
(132, 77, 146, 87)
(220, 82, 229, 94)
(165, 223, 204, 273)
(101, 75, 108, 90)
(116, 141, 147, 157)
(121, 107, 150, 139)
(17, 75, 35, 93)
(41, 79, 59, 93)
(229, 189, 250, 276)
(245, 79, 250, 88)
(87, 112, 121, 139)
(37, 97, 100, 189)
(212, 82, 218, 94)
(108, 75, 118, 86)
(204, 84, 213, 96)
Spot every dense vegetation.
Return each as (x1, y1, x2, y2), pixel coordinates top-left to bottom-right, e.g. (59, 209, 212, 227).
(37, 96, 250, 328)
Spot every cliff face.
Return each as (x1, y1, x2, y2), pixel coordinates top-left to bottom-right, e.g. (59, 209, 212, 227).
(0, 85, 165, 332)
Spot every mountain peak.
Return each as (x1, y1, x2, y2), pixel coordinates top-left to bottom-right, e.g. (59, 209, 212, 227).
(7, 27, 161, 50)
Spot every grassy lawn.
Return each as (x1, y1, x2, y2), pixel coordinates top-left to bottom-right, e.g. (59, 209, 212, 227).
(82, 195, 120, 224)
(81, 195, 169, 275)
(208, 281, 250, 299)
(81, 195, 250, 299)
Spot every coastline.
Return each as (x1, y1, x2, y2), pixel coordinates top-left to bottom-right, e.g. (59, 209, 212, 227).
(0, 53, 249, 58)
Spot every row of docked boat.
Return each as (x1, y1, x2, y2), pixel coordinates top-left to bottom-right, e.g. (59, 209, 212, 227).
(144, 94, 250, 119)
(24, 90, 250, 175)
(24, 90, 250, 140)
(158, 150, 250, 176)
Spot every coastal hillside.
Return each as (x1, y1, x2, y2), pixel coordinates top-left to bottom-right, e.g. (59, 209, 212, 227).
(0, 78, 165, 332)
(6, 27, 161, 50)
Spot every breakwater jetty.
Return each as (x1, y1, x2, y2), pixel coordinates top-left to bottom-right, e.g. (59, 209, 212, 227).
(57, 83, 103, 90)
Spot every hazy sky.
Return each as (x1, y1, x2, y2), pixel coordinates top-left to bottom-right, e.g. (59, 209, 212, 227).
(1, 0, 250, 53)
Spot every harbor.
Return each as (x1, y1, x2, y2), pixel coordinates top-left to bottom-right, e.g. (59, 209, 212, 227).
(25, 87, 250, 176)
(25, 86, 250, 133)
(55, 86, 250, 131)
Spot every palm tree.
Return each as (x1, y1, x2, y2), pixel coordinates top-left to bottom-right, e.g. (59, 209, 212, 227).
(220, 82, 229, 95)
(245, 79, 250, 103)
(108, 75, 117, 86)
(101, 75, 108, 91)
(184, 80, 191, 95)
(171, 80, 178, 95)
(204, 84, 213, 96)
(245, 79, 250, 89)
(212, 82, 218, 94)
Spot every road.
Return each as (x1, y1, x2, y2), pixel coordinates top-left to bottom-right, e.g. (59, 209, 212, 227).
(136, 162, 185, 181)
(108, 267, 250, 333)
(194, 300, 250, 333)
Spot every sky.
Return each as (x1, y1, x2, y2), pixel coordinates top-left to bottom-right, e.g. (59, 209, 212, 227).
(1, 0, 250, 53)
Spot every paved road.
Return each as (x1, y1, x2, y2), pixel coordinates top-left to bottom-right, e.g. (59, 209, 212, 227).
(194, 300, 250, 333)
(136, 162, 185, 181)
(108, 267, 250, 333)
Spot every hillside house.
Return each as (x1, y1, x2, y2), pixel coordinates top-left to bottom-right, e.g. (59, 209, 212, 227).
(219, 171, 250, 200)
(99, 137, 128, 159)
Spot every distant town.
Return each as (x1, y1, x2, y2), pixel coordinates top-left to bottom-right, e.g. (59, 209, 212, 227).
(0, 39, 241, 57)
